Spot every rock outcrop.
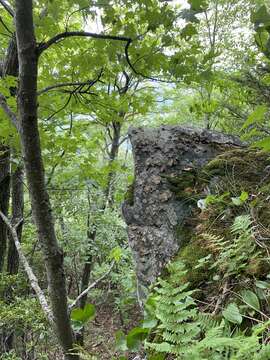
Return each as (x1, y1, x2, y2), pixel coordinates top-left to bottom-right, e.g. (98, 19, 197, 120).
(122, 126, 242, 299)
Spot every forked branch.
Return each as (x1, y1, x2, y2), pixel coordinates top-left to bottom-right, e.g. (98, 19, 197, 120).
(69, 261, 115, 310)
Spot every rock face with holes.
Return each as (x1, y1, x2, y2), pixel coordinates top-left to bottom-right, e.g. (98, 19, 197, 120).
(122, 126, 242, 299)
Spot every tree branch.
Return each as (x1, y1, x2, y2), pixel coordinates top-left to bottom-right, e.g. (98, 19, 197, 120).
(0, 93, 19, 131)
(0, 0, 14, 17)
(37, 31, 132, 56)
(38, 80, 99, 96)
(0, 210, 54, 324)
(69, 261, 115, 310)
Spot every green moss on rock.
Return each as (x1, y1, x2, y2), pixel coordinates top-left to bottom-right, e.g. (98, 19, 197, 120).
(124, 182, 135, 206)
(177, 241, 212, 287)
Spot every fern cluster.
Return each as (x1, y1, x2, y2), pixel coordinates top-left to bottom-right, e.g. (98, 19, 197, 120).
(202, 215, 257, 277)
(145, 261, 201, 358)
(145, 256, 270, 359)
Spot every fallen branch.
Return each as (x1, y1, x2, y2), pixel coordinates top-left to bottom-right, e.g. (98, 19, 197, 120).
(0, 210, 54, 324)
(69, 261, 115, 310)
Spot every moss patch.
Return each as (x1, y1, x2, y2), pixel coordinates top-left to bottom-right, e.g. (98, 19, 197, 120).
(167, 148, 270, 313)
(124, 182, 135, 206)
(178, 241, 212, 288)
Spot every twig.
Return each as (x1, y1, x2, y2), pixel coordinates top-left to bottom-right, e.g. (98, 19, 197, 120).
(38, 79, 100, 96)
(213, 279, 230, 315)
(69, 261, 115, 310)
(0, 211, 54, 324)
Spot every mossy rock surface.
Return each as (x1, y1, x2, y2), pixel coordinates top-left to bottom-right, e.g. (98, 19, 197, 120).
(170, 148, 270, 311)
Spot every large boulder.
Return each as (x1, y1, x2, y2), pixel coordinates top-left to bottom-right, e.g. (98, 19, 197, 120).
(122, 126, 242, 299)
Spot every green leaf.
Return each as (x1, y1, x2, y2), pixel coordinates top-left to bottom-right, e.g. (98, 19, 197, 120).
(188, 0, 208, 11)
(253, 136, 270, 151)
(70, 303, 96, 324)
(241, 105, 268, 130)
(110, 247, 123, 262)
(241, 290, 260, 311)
(126, 327, 149, 351)
(255, 29, 270, 53)
(222, 303, 242, 324)
(239, 191, 249, 202)
(231, 191, 248, 206)
(115, 330, 128, 352)
(142, 318, 158, 328)
(251, 6, 270, 26)
(181, 24, 198, 40)
(255, 280, 270, 289)
(149, 354, 166, 360)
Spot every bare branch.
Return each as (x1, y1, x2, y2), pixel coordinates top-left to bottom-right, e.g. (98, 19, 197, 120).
(0, 211, 54, 324)
(0, 15, 12, 34)
(0, 92, 19, 131)
(0, 0, 14, 17)
(38, 80, 99, 96)
(69, 261, 115, 310)
(37, 31, 132, 56)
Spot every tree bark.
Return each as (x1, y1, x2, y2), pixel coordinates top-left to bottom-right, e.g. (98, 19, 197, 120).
(7, 164, 24, 274)
(0, 34, 20, 354)
(0, 34, 19, 273)
(104, 121, 121, 207)
(0, 146, 10, 271)
(14, 1, 77, 358)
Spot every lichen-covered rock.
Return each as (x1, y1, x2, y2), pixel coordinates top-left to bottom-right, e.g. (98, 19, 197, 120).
(122, 126, 242, 296)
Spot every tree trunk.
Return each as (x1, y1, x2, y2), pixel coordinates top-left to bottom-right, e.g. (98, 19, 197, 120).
(3, 165, 24, 352)
(14, 1, 77, 358)
(7, 165, 24, 275)
(0, 35, 20, 354)
(0, 146, 10, 271)
(0, 34, 19, 272)
(104, 121, 121, 207)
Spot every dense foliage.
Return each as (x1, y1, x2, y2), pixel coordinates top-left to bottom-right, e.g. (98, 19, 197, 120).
(1, 0, 270, 359)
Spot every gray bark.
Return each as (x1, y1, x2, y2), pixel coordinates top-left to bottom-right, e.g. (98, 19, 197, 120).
(122, 126, 242, 299)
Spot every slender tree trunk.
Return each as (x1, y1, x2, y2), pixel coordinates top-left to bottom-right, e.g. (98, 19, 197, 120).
(14, 1, 77, 358)
(104, 121, 121, 207)
(0, 146, 10, 271)
(76, 226, 95, 345)
(0, 35, 20, 354)
(4, 165, 24, 352)
(7, 164, 24, 275)
(0, 33, 18, 272)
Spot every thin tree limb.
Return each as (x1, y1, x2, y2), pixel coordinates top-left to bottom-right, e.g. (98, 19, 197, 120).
(0, 92, 19, 131)
(0, 15, 12, 34)
(38, 80, 99, 96)
(37, 31, 132, 55)
(69, 261, 115, 310)
(0, 210, 54, 324)
(0, 0, 14, 17)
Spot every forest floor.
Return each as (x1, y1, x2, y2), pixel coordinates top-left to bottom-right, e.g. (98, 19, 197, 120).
(84, 300, 142, 359)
